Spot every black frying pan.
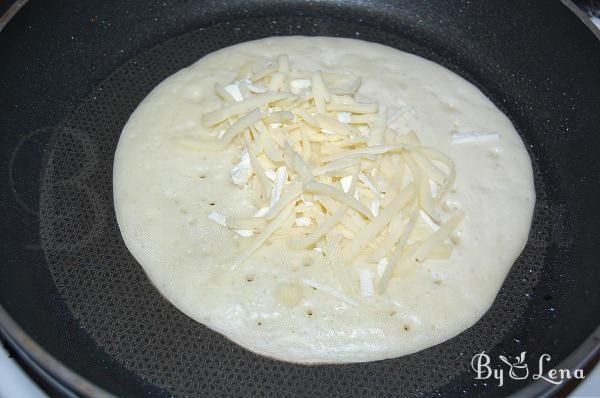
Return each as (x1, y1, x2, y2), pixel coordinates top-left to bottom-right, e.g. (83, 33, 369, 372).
(1, 1, 599, 397)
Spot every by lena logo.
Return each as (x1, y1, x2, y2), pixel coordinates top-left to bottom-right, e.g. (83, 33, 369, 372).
(471, 351, 585, 387)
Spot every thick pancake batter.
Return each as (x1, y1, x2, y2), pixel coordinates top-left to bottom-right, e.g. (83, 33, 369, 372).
(113, 36, 535, 363)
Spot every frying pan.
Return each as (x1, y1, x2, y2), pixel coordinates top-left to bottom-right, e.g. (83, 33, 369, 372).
(1, 1, 599, 397)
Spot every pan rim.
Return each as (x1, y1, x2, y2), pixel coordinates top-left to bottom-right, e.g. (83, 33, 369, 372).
(0, 0, 599, 396)
(0, 305, 115, 398)
(3, 296, 598, 397)
(0, 0, 28, 32)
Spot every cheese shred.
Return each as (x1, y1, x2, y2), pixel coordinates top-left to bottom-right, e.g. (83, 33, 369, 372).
(197, 54, 464, 299)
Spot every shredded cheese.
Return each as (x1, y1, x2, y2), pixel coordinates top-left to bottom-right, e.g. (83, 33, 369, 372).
(340, 175, 353, 193)
(270, 166, 288, 208)
(246, 82, 268, 94)
(326, 102, 378, 114)
(311, 71, 331, 114)
(289, 205, 348, 250)
(214, 82, 236, 102)
(218, 108, 263, 147)
(294, 108, 319, 127)
(250, 63, 276, 82)
(197, 54, 464, 298)
(244, 132, 270, 200)
(337, 111, 352, 124)
(231, 150, 252, 186)
(368, 110, 387, 146)
(207, 211, 227, 227)
(302, 278, 358, 306)
(419, 146, 456, 203)
(224, 83, 244, 102)
(359, 269, 375, 297)
(452, 131, 500, 144)
(268, 72, 286, 92)
(358, 172, 381, 197)
(265, 169, 277, 181)
(414, 211, 464, 263)
(343, 183, 415, 262)
(290, 79, 311, 94)
(314, 114, 360, 137)
(318, 144, 409, 163)
(312, 158, 361, 177)
(202, 92, 289, 127)
(420, 209, 440, 231)
(266, 184, 302, 221)
(371, 199, 380, 217)
(234, 229, 254, 237)
(377, 209, 420, 293)
(350, 114, 377, 124)
(236, 203, 295, 264)
(377, 257, 388, 277)
(295, 216, 312, 227)
(303, 180, 374, 220)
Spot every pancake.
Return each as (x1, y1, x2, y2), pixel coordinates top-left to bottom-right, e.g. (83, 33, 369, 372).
(113, 36, 535, 363)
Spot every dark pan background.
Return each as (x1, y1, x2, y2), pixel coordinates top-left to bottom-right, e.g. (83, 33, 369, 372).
(1, 1, 599, 397)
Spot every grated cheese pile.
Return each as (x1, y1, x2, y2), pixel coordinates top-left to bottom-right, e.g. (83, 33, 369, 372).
(189, 54, 466, 295)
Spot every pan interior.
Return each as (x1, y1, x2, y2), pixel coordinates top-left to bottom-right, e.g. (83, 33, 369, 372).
(37, 17, 554, 397)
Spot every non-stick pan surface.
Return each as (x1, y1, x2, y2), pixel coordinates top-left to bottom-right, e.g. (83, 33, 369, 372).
(1, 1, 599, 397)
